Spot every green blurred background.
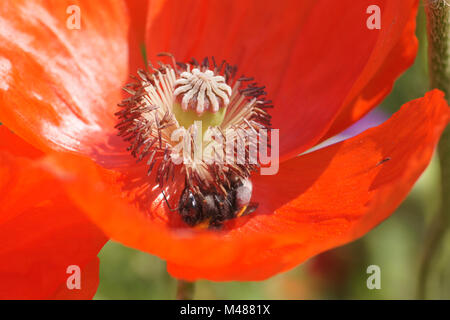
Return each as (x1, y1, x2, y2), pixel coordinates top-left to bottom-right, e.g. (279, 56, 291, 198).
(94, 5, 450, 300)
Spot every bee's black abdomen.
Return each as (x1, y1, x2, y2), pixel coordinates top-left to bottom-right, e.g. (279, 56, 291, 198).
(177, 176, 255, 229)
(209, 193, 234, 228)
(178, 189, 203, 226)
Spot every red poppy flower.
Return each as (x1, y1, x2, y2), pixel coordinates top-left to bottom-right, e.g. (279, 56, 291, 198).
(1, 0, 449, 299)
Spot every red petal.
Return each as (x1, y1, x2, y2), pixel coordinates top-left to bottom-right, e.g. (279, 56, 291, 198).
(0, 126, 43, 159)
(51, 258, 101, 300)
(0, 131, 107, 299)
(145, 0, 419, 160)
(321, 1, 419, 140)
(48, 91, 449, 281)
(0, 0, 129, 154)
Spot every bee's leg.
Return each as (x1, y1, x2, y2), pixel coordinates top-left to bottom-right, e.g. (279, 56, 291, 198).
(162, 190, 179, 212)
(239, 202, 259, 217)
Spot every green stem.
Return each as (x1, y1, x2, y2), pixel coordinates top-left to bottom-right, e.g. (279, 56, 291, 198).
(176, 280, 195, 300)
(426, 0, 450, 96)
(417, 0, 450, 299)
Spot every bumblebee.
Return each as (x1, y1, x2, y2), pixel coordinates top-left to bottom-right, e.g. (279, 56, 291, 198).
(165, 177, 258, 229)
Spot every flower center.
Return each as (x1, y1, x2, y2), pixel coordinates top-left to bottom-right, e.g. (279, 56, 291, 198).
(116, 54, 272, 229)
(174, 68, 231, 114)
(171, 68, 231, 130)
